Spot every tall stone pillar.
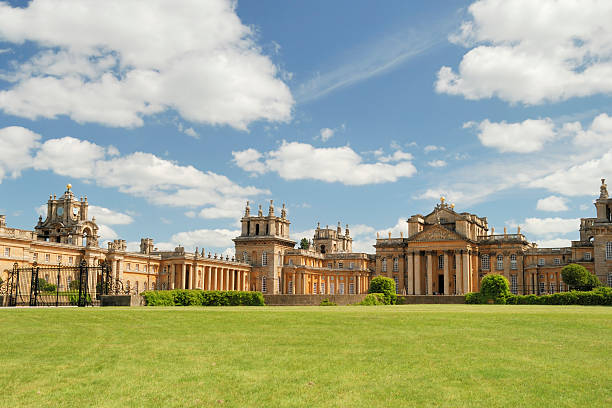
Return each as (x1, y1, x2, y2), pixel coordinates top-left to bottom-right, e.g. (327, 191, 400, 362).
(462, 252, 469, 293)
(443, 252, 450, 295)
(170, 264, 176, 290)
(326, 275, 331, 294)
(213, 267, 218, 290)
(407, 252, 414, 295)
(398, 257, 405, 295)
(426, 252, 433, 295)
(230, 269, 235, 291)
(414, 253, 422, 295)
(455, 251, 462, 294)
(205, 266, 211, 290)
(180, 264, 186, 289)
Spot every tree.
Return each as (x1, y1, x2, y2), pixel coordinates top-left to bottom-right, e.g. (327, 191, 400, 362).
(561, 263, 600, 291)
(69, 279, 80, 291)
(37, 278, 56, 293)
(299, 238, 310, 250)
(480, 274, 511, 304)
(368, 276, 397, 304)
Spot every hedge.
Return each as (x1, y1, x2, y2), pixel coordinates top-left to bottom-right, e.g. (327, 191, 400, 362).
(368, 276, 397, 305)
(141, 290, 265, 306)
(356, 293, 387, 306)
(466, 286, 612, 306)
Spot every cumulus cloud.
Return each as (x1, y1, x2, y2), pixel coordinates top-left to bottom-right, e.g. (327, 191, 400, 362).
(88, 205, 134, 225)
(424, 145, 445, 153)
(232, 141, 417, 185)
(509, 217, 579, 237)
(465, 118, 557, 153)
(2, 126, 268, 220)
(436, 0, 612, 104)
(319, 128, 334, 142)
(0, 0, 293, 129)
(536, 196, 569, 212)
(0, 126, 41, 182)
(427, 160, 447, 168)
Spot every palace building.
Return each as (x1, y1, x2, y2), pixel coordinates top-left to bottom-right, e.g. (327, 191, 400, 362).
(1, 180, 612, 297)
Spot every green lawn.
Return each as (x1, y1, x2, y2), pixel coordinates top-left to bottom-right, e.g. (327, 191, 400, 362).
(0, 305, 611, 408)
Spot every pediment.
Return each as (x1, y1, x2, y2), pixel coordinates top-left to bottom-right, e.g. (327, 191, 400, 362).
(409, 224, 466, 242)
(424, 208, 462, 224)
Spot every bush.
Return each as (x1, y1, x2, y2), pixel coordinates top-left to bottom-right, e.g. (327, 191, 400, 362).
(37, 278, 56, 293)
(68, 293, 92, 306)
(498, 288, 612, 306)
(357, 293, 386, 306)
(141, 290, 265, 306)
(319, 299, 337, 306)
(69, 279, 80, 291)
(561, 263, 600, 291)
(464, 292, 483, 304)
(368, 276, 397, 305)
(480, 274, 511, 304)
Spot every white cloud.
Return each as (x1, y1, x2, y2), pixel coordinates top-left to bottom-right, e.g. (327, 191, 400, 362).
(427, 160, 447, 168)
(233, 141, 417, 185)
(88, 205, 134, 225)
(0, 126, 41, 182)
(0, 0, 293, 130)
(536, 196, 569, 212)
(535, 238, 572, 248)
(436, 0, 612, 104)
(571, 113, 612, 148)
(465, 118, 557, 153)
(169, 228, 240, 251)
(3, 126, 268, 220)
(424, 145, 445, 153)
(97, 224, 118, 241)
(319, 128, 334, 142)
(379, 150, 414, 163)
(510, 217, 579, 237)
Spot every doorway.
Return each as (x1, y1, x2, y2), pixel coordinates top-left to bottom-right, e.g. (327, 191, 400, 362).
(438, 275, 444, 295)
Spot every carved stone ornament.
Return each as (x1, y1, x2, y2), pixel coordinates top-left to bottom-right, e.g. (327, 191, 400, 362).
(410, 224, 464, 242)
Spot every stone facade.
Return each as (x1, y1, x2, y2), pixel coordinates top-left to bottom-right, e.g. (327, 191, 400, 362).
(2, 180, 612, 297)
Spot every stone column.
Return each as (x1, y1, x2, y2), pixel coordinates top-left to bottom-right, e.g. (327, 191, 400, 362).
(326, 275, 331, 294)
(414, 253, 422, 295)
(426, 252, 433, 295)
(205, 267, 211, 290)
(170, 264, 176, 290)
(230, 269, 235, 291)
(455, 251, 462, 294)
(443, 251, 450, 295)
(179, 264, 185, 289)
(462, 252, 469, 293)
(302, 272, 307, 294)
(398, 257, 405, 295)
(213, 267, 218, 290)
(407, 252, 414, 295)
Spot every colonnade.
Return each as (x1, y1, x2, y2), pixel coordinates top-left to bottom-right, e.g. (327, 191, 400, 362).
(403, 250, 476, 295)
(282, 271, 369, 294)
(167, 264, 250, 291)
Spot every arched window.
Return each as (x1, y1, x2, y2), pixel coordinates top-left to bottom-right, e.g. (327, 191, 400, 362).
(606, 242, 612, 260)
(481, 254, 490, 270)
(496, 255, 503, 270)
(262, 251, 268, 266)
(381, 258, 387, 272)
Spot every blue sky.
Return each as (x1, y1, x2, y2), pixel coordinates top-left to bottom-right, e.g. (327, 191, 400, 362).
(1, 0, 612, 254)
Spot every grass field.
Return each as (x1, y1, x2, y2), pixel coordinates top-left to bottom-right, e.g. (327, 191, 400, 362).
(1, 305, 611, 408)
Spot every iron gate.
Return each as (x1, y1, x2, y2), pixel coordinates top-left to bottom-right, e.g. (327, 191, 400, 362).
(0, 260, 131, 307)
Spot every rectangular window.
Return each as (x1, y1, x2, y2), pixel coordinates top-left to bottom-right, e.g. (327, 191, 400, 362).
(549, 282, 555, 294)
(539, 282, 545, 294)
(57, 255, 62, 263)
(349, 283, 355, 294)
(393, 257, 399, 272)
(330, 283, 335, 294)
(136, 264, 140, 271)
(45, 254, 50, 262)
(559, 282, 565, 292)
(510, 275, 518, 294)
(33, 252, 38, 261)
(607, 242, 612, 260)
(538, 258, 545, 266)
(262, 251, 268, 266)
(394, 276, 399, 294)
(481, 255, 490, 270)
(339, 283, 345, 294)
(320, 282, 325, 294)
(289, 259, 293, 266)
(4, 247, 10, 257)
(496, 255, 503, 270)
(382, 258, 387, 272)
(328, 262, 332, 268)
(288, 280, 293, 294)
(554, 258, 560, 265)
(349, 262, 354, 270)
(510, 254, 517, 270)
(608, 273, 612, 288)
(584, 252, 592, 260)
(438, 255, 444, 269)
(68, 256, 73, 265)
(261, 276, 267, 293)
(313, 282, 317, 294)
(338, 262, 343, 269)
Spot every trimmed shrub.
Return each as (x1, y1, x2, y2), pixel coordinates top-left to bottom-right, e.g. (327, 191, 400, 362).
(561, 263, 601, 291)
(68, 293, 92, 306)
(357, 293, 386, 306)
(368, 276, 397, 305)
(141, 290, 265, 306)
(501, 288, 612, 306)
(319, 299, 337, 306)
(464, 292, 483, 304)
(480, 274, 511, 304)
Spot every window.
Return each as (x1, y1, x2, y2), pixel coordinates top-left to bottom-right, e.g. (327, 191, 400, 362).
(330, 283, 335, 294)
(438, 255, 444, 269)
(136, 264, 140, 271)
(127, 263, 131, 271)
(381, 258, 387, 272)
(338, 262, 343, 269)
(288, 280, 293, 294)
(289, 259, 293, 266)
(262, 251, 268, 266)
(538, 258, 545, 266)
(320, 282, 325, 294)
(510, 275, 518, 294)
(608, 273, 612, 288)
(584, 252, 592, 260)
(339, 283, 345, 294)
(261, 276, 267, 293)
(144, 282, 148, 291)
(328, 262, 332, 268)
(481, 254, 490, 270)
(549, 282, 555, 294)
(607, 242, 612, 260)
(4, 247, 10, 257)
(559, 282, 565, 292)
(313, 282, 317, 294)
(496, 255, 503, 270)
(45, 254, 50, 262)
(58, 255, 62, 263)
(349, 262, 354, 270)
(538, 282, 545, 294)
(394, 276, 399, 294)
(144, 266, 148, 273)
(393, 258, 399, 272)
(510, 254, 517, 270)
(553, 258, 560, 265)
(33, 252, 38, 261)
(68, 256, 73, 265)
(242, 251, 248, 262)
(349, 283, 355, 294)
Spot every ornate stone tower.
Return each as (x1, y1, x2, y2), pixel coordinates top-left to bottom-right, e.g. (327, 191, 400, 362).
(233, 200, 295, 293)
(35, 184, 99, 247)
(313, 221, 352, 254)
